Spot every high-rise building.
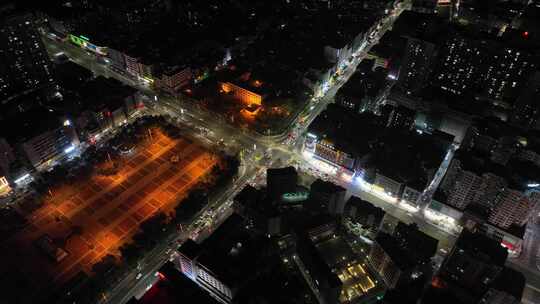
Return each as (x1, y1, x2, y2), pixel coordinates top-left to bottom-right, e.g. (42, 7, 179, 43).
(432, 33, 483, 95)
(481, 46, 536, 103)
(309, 179, 346, 215)
(473, 173, 507, 210)
(488, 188, 538, 228)
(176, 239, 233, 304)
(266, 166, 298, 199)
(446, 170, 482, 210)
(398, 37, 438, 94)
(384, 105, 416, 130)
(510, 71, 540, 129)
(0, 9, 53, 103)
(7, 109, 80, 172)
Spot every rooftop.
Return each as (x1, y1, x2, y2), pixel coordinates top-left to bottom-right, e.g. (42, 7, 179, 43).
(178, 213, 262, 290)
(0, 106, 66, 143)
(375, 223, 438, 270)
(454, 230, 508, 266)
(310, 179, 346, 195)
(344, 196, 385, 222)
(309, 104, 447, 183)
(127, 262, 217, 304)
(78, 76, 137, 112)
(491, 267, 525, 301)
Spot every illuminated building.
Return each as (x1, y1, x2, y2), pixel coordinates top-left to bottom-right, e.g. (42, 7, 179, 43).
(481, 46, 536, 103)
(313, 139, 356, 171)
(239, 106, 260, 120)
(21, 120, 80, 172)
(433, 34, 483, 95)
(432, 30, 535, 102)
(124, 53, 141, 78)
(0, 108, 79, 172)
(473, 173, 507, 210)
(105, 47, 128, 76)
(398, 37, 438, 94)
(488, 188, 538, 229)
(296, 220, 383, 303)
(446, 169, 482, 210)
(175, 214, 258, 304)
(476, 222, 524, 258)
(382, 105, 416, 130)
(154, 66, 192, 95)
(401, 184, 423, 207)
(0, 11, 53, 102)
(68, 34, 107, 55)
(220, 82, 262, 106)
(176, 242, 233, 304)
(374, 173, 404, 198)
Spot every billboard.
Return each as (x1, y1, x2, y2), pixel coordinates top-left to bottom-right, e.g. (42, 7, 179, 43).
(68, 34, 108, 56)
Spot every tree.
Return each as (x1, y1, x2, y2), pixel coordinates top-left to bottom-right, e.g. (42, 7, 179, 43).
(139, 212, 169, 238)
(119, 242, 144, 267)
(174, 189, 208, 223)
(92, 254, 117, 276)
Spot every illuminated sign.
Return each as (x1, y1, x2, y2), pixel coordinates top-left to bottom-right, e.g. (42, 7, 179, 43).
(69, 34, 86, 47)
(141, 76, 154, 83)
(64, 145, 75, 154)
(14, 173, 30, 184)
(63, 119, 71, 126)
(282, 191, 309, 203)
(68, 34, 107, 56)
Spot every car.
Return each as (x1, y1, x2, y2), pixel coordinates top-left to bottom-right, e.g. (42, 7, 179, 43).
(136, 273, 142, 280)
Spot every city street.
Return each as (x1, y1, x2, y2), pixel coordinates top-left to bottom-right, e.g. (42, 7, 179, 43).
(38, 4, 411, 303)
(38, 3, 540, 303)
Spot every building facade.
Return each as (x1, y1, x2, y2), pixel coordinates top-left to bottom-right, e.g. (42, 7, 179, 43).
(220, 82, 262, 106)
(20, 121, 80, 172)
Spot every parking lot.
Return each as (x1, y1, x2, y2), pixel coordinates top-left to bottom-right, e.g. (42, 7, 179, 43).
(2, 127, 217, 291)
